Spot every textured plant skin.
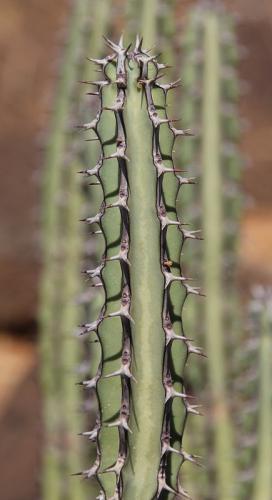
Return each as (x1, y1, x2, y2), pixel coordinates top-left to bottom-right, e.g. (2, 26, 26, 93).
(77, 36, 201, 500)
(236, 288, 272, 500)
(177, 4, 243, 500)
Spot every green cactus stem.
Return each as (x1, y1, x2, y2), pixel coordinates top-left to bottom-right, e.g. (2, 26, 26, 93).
(77, 36, 200, 500)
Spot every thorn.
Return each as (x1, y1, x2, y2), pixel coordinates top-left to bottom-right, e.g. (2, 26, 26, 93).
(177, 175, 197, 185)
(106, 200, 129, 212)
(82, 263, 104, 279)
(138, 73, 165, 87)
(91, 282, 103, 288)
(163, 269, 190, 289)
(158, 204, 183, 230)
(180, 450, 204, 467)
(184, 284, 205, 297)
(106, 285, 134, 323)
(81, 214, 101, 225)
(107, 400, 132, 433)
(84, 137, 100, 142)
(103, 89, 126, 112)
(81, 202, 105, 226)
(72, 456, 100, 479)
(90, 229, 102, 235)
(163, 314, 188, 345)
(184, 401, 203, 416)
(156, 78, 182, 91)
(149, 112, 175, 129)
(103, 35, 122, 53)
(171, 126, 194, 137)
(187, 341, 207, 358)
(157, 467, 190, 498)
(102, 453, 126, 480)
(79, 429, 98, 441)
(104, 151, 129, 161)
(134, 34, 143, 52)
(86, 54, 115, 67)
(78, 311, 104, 335)
(80, 79, 109, 88)
(164, 374, 193, 403)
(89, 181, 101, 186)
(157, 62, 172, 70)
(153, 152, 185, 177)
(76, 115, 99, 131)
(106, 183, 129, 212)
(102, 232, 130, 266)
(78, 154, 103, 177)
(79, 418, 100, 441)
(85, 91, 100, 96)
(160, 432, 203, 467)
(104, 338, 136, 382)
(78, 366, 101, 390)
(182, 229, 203, 240)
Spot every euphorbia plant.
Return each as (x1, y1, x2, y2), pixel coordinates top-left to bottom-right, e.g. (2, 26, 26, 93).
(77, 36, 202, 500)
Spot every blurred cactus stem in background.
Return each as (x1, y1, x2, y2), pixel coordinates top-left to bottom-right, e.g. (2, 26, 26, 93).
(251, 288, 272, 500)
(39, 0, 111, 499)
(236, 288, 272, 500)
(39, 2, 88, 498)
(202, 11, 235, 499)
(178, 3, 244, 499)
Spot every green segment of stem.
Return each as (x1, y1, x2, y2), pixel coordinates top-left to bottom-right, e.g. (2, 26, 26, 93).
(121, 61, 165, 500)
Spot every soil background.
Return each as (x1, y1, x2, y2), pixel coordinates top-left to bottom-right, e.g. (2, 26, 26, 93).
(0, 0, 271, 499)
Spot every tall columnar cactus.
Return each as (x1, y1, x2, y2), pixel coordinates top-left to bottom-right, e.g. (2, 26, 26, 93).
(236, 288, 272, 500)
(77, 36, 201, 500)
(177, 4, 243, 499)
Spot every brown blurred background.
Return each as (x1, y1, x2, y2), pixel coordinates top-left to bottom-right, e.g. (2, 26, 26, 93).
(0, 0, 271, 498)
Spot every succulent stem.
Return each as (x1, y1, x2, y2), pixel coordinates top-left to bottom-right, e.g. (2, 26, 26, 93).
(78, 37, 198, 500)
